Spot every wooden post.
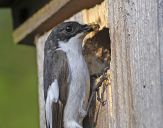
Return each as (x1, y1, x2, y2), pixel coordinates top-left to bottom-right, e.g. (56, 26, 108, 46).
(108, 0, 163, 128)
(35, 33, 49, 128)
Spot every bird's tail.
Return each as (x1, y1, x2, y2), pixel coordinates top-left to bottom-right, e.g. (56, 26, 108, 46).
(45, 100, 63, 128)
(45, 97, 53, 128)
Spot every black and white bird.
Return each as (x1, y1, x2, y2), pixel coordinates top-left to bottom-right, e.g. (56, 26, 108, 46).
(44, 21, 98, 128)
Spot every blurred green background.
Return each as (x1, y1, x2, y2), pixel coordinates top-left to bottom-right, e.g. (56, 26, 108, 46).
(0, 9, 39, 128)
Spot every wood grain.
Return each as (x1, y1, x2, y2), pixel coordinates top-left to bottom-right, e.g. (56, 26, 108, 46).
(108, 0, 163, 127)
(35, 33, 49, 128)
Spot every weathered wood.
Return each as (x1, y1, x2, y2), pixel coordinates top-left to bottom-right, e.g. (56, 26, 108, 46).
(13, 0, 103, 45)
(108, 0, 163, 128)
(35, 33, 49, 128)
(158, 0, 163, 103)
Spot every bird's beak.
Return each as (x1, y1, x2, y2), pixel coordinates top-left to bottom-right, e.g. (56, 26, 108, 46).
(82, 23, 100, 33)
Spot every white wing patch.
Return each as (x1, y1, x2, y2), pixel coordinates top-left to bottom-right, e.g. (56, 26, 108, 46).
(45, 79, 59, 128)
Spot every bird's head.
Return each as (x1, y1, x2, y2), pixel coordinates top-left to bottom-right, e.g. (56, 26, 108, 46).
(45, 22, 99, 52)
(51, 21, 99, 42)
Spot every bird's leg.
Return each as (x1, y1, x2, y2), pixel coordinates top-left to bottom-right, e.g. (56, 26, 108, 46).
(86, 67, 110, 113)
(96, 88, 101, 102)
(96, 87, 106, 106)
(97, 83, 107, 106)
(79, 100, 88, 118)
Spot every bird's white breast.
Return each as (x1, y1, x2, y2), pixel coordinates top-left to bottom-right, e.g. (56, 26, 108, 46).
(58, 33, 90, 123)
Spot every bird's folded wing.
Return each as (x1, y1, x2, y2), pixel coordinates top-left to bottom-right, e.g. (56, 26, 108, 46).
(44, 50, 69, 128)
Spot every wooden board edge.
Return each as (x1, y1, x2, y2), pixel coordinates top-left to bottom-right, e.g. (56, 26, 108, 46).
(13, 0, 104, 45)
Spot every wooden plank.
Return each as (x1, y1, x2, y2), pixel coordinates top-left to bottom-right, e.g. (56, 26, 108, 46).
(13, 0, 70, 45)
(108, 0, 163, 128)
(13, 0, 103, 45)
(35, 33, 49, 128)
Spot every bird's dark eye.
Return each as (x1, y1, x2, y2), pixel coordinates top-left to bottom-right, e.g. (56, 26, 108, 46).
(65, 26, 73, 32)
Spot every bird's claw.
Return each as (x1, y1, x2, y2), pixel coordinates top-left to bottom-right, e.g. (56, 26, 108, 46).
(79, 108, 87, 118)
(87, 67, 110, 112)
(97, 97, 107, 106)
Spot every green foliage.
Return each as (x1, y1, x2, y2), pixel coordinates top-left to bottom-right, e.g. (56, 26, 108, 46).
(0, 9, 39, 128)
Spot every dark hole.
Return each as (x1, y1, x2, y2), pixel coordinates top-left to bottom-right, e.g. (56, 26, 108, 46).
(91, 27, 111, 50)
(143, 85, 146, 88)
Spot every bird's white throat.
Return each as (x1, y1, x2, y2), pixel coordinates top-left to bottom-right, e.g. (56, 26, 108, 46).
(57, 33, 84, 53)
